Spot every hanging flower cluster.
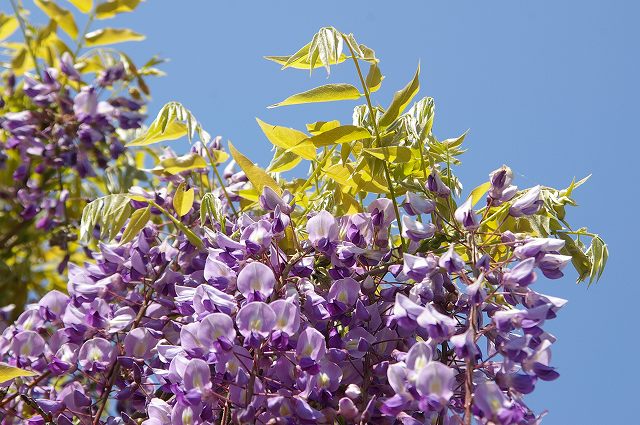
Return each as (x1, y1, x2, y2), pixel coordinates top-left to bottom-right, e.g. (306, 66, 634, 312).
(0, 163, 576, 424)
(0, 53, 145, 232)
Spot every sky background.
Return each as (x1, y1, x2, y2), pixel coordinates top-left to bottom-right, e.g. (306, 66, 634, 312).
(27, 1, 640, 423)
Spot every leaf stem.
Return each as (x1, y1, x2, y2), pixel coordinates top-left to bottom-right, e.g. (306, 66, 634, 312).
(342, 33, 405, 253)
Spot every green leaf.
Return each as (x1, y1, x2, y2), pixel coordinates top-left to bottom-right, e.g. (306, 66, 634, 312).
(363, 146, 413, 163)
(130, 121, 187, 147)
(587, 236, 608, 285)
(306, 120, 341, 135)
(379, 63, 420, 128)
(256, 118, 315, 160)
(267, 147, 302, 173)
(308, 27, 343, 75)
(85, 28, 145, 46)
(173, 182, 195, 217)
(200, 192, 225, 229)
(34, 0, 78, 39)
(0, 364, 37, 383)
(0, 14, 19, 41)
(67, 0, 93, 13)
(268, 84, 360, 108)
(305, 125, 371, 148)
(151, 152, 207, 175)
(229, 142, 282, 196)
(95, 0, 143, 19)
(127, 102, 208, 147)
(119, 206, 150, 245)
(265, 41, 347, 70)
(80, 194, 133, 242)
(468, 182, 491, 207)
(365, 62, 383, 93)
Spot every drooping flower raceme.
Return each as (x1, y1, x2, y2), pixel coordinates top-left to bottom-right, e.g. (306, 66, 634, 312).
(0, 161, 579, 424)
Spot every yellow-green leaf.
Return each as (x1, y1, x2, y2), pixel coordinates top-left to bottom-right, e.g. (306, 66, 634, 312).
(363, 146, 413, 163)
(268, 83, 360, 108)
(306, 125, 371, 148)
(173, 183, 195, 217)
(265, 41, 347, 70)
(119, 206, 150, 245)
(96, 0, 143, 19)
(67, 0, 93, 13)
(151, 153, 207, 175)
(229, 142, 281, 196)
(34, 0, 78, 39)
(0, 364, 37, 383)
(267, 147, 302, 173)
(256, 118, 315, 160)
(129, 121, 187, 147)
(306, 120, 341, 135)
(85, 28, 145, 47)
(468, 182, 491, 207)
(379, 63, 420, 128)
(0, 15, 19, 41)
(365, 62, 383, 93)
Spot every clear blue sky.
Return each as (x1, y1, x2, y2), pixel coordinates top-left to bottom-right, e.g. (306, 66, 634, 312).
(112, 1, 637, 423)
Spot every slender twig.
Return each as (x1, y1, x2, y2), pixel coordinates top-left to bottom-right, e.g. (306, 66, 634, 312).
(342, 34, 405, 253)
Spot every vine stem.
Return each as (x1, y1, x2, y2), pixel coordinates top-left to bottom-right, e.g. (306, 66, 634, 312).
(342, 34, 405, 253)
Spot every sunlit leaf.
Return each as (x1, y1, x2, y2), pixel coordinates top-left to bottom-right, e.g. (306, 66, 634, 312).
(267, 147, 302, 173)
(0, 364, 37, 383)
(129, 121, 187, 147)
(365, 62, 383, 93)
(0, 14, 19, 41)
(306, 120, 341, 135)
(229, 142, 281, 195)
(256, 118, 315, 160)
(67, 0, 93, 13)
(305, 125, 371, 148)
(95, 0, 143, 19)
(151, 153, 207, 175)
(173, 182, 195, 217)
(468, 182, 491, 206)
(363, 146, 412, 163)
(379, 63, 420, 128)
(265, 41, 347, 70)
(119, 206, 150, 245)
(85, 28, 145, 46)
(34, 0, 78, 39)
(269, 84, 360, 108)
(80, 194, 132, 242)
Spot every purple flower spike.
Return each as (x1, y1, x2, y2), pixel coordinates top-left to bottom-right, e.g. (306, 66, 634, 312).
(307, 210, 338, 252)
(402, 216, 436, 242)
(502, 258, 537, 288)
(12, 330, 45, 361)
(237, 262, 275, 302)
(403, 253, 438, 281)
(78, 337, 115, 372)
(270, 299, 300, 347)
(124, 327, 158, 359)
(509, 185, 543, 217)
(327, 277, 360, 313)
(488, 165, 517, 203)
(402, 192, 436, 216)
(198, 313, 236, 353)
(454, 197, 479, 230)
(474, 381, 522, 424)
(450, 327, 480, 360)
(415, 362, 455, 411)
(393, 294, 425, 331)
(236, 302, 276, 347)
(296, 327, 326, 374)
(368, 198, 395, 227)
(417, 304, 456, 342)
(427, 171, 451, 197)
(183, 358, 212, 392)
(538, 253, 572, 279)
(438, 245, 465, 273)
